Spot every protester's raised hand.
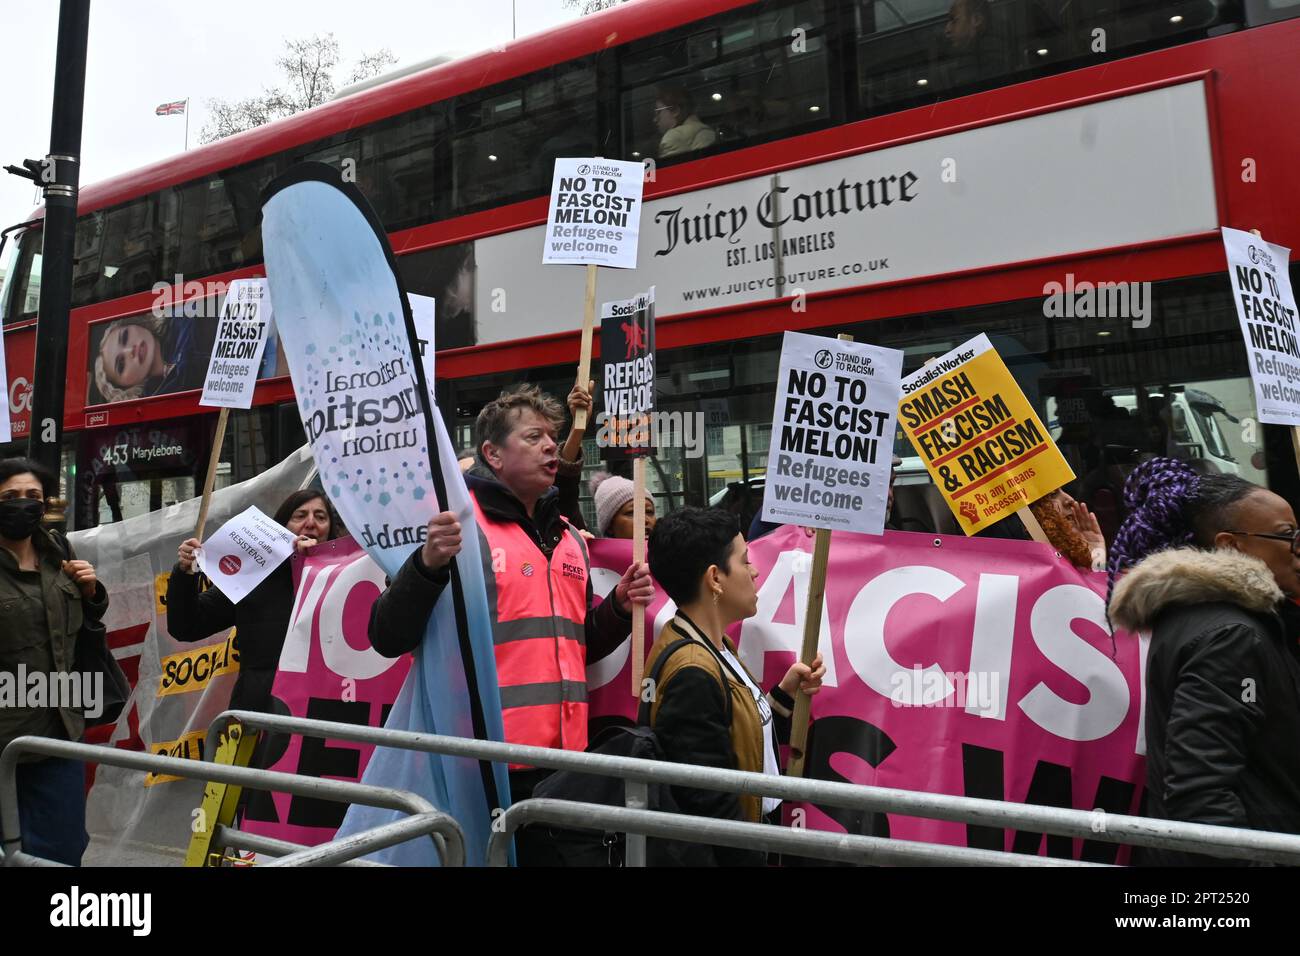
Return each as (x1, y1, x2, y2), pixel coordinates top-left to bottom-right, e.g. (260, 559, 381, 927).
(780, 651, 826, 698)
(420, 511, 462, 571)
(615, 561, 654, 612)
(62, 559, 99, 599)
(294, 535, 319, 555)
(567, 379, 595, 431)
(177, 537, 202, 573)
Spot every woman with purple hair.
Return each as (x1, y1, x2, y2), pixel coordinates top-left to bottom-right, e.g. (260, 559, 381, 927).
(1107, 457, 1300, 864)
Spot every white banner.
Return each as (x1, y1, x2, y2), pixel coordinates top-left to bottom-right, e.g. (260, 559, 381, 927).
(409, 292, 437, 411)
(1221, 227, 1300, 427)
(762, 331, 903, 535)
(479, 81, 1217, 344)
(195, 505, 296, 603)
(199, 278, 273, 409)
(542, 158, 644, 269)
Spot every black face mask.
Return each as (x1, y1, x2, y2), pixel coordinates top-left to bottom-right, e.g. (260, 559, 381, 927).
(0, 498, 45, 541)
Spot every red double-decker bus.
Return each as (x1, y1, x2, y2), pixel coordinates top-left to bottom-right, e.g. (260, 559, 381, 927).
(3, 0, 1298, 534)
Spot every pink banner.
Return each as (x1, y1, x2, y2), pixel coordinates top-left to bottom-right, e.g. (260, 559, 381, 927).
(240, 536, 411, 851)
(586, 528, 1146, 863)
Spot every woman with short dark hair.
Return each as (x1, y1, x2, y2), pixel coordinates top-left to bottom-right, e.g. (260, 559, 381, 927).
(167, 489, 340, 714)
(646, 506, 824, 865)
(1108, 457, 1300, 864)
(0, 456, 108, 865)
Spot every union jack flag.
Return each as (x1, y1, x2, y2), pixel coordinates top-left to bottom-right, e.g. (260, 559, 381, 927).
(155, 100, 186, 116)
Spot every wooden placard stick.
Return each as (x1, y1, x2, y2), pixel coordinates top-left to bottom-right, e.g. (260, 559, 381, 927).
(787, 332, 853, 777)
(574, 264, 598, 432)
(1018, 503, 1052, 544)
(193, 407, 230, 541)
(630, 455, 647, 698)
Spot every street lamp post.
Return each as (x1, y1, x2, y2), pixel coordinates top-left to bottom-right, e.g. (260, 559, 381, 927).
(28, 0, 91, 531)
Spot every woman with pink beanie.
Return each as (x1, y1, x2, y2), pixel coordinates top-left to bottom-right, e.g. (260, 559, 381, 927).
(590, 471, 657, 539)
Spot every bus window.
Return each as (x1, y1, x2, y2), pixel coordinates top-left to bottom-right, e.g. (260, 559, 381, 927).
(450, 59, 599, 214)
(296, 104, 449, 230)
(619, 0, 834, 164)
(1, 226, 42, 324)
(68, 197, 164, 307)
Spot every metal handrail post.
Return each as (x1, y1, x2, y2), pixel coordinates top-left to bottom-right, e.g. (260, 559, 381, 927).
(486, 800, 1106, 867)
(211, 709, 1300, 865)
(624, 779, 649, 867)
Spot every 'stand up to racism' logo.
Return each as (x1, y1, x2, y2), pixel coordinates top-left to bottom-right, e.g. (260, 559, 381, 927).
(815, 349, 834, 369)
(1248, 244, 1277, 271)
(577, 164, 591, 175)
(219, 555, 242, 575)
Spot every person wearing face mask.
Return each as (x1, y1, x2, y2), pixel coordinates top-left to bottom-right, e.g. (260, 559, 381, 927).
(166, 489, 340, 715)
(1107, 457, 1300, 864)
(0, 457, 109, 866)
(645, 507, 825, 865)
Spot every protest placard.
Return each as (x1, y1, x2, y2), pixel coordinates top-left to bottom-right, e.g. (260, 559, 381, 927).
(199, 278, 273, 410)
(542, 158, 644, 270)
(898, 334, 1074, 535)
(1222, 227, 1300, 427)
(195, 505, 296, 604)
(761, 331, 903, 536)
(598, 287, 655, 459)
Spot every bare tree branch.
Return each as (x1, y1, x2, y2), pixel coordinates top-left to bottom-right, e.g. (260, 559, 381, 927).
(561, 0, 626, 14)
(199, 34, 398, 143)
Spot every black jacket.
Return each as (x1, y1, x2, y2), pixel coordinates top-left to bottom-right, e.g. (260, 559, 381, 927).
(368, 471, 630, 660)
(165, 561, 294, 714)
(1110, 547, 1300, 865)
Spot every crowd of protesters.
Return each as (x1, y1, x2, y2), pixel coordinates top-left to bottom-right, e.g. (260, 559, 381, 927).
(3, 377, 1300, 866)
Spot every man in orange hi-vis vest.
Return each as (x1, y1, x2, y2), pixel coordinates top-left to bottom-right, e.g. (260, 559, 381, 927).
(368, 382, 653, 865)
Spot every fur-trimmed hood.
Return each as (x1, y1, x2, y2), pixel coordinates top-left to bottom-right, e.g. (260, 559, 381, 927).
(1109, 546, 1284, 632)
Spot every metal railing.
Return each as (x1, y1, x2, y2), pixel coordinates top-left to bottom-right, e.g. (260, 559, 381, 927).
(486, 799, 1101, 866)
(211, 709, 1300, 866)
(0, 735, 465, 867)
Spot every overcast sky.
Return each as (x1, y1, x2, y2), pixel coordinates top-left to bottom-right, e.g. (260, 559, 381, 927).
(0, 0, 581, 234)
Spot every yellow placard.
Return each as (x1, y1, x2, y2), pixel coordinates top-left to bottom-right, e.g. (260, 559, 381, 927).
(144, 729, 208, 786)
(898, 334, 1074, 535)
(157, 634, 240, 698)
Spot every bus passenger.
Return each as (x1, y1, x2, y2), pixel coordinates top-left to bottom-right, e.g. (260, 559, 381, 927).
(655, 84, 718, 159)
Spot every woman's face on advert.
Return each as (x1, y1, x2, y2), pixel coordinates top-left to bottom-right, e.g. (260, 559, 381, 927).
(101, 324, 157, 388)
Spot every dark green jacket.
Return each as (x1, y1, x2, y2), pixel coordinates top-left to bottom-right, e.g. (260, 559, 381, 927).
(0, 528, 110, 753)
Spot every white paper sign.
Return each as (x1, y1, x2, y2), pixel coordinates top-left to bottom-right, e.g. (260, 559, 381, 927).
(200, 278, 273, 409)
(196, 505, 296, 604)
(1222, 227, 1300, 427)
(409, 292, 437, 409)
(542, 158, 644, 270)
(761, 331, 904, 535)
(0, 321, 10, 443)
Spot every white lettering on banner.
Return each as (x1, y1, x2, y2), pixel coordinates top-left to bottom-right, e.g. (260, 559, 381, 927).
(1020, 585, 1128, 742)
(317, 551, 394, 681)
(846, 566, 962, 705)
(585, 566, 678, 691)
(279, 563, 338, 674)
(737, 549, 839, 688)
(968, 574, 1017, 719)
